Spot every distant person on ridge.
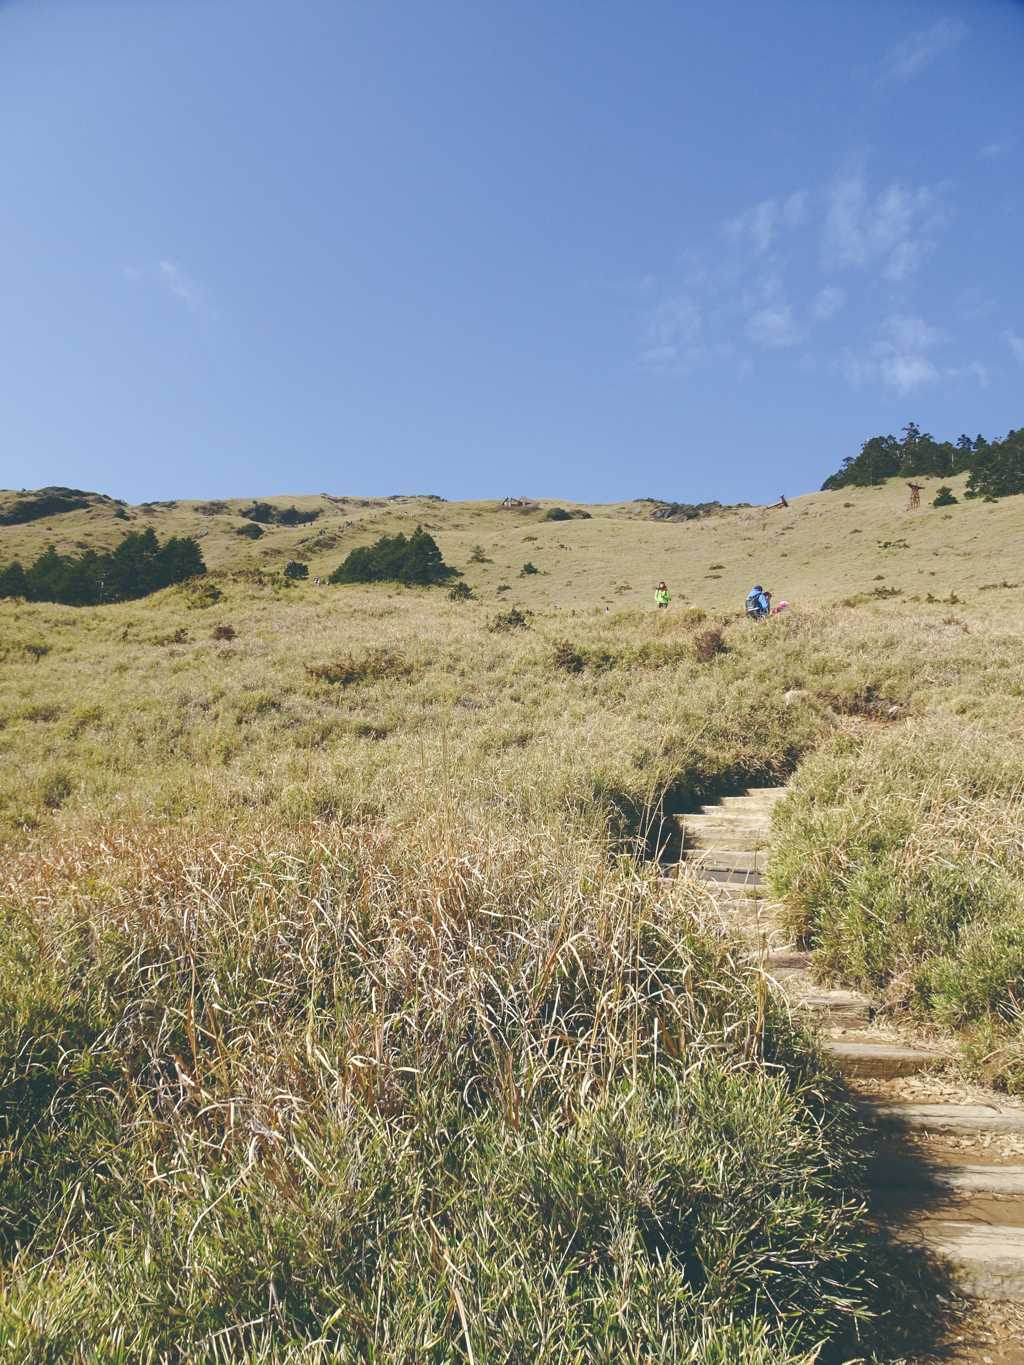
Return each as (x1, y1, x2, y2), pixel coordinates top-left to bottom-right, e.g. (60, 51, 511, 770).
(745, 585, 770, 619)
(655, 581, 670, 609)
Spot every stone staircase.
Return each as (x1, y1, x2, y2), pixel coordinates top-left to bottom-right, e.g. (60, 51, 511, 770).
(670, 784, 1024, 1310)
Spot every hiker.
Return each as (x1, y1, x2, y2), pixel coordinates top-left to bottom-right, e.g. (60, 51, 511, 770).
(655, 580, 670, 609)
(771, 599, 789, 615)
(313, 576, 321, 587)
(745, 585, 771, 619)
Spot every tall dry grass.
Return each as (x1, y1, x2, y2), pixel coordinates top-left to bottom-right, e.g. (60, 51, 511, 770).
(0, 812, 873, 1362)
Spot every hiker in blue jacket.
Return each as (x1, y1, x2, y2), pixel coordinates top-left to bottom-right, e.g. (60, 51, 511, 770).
(745, 585, 771, 619)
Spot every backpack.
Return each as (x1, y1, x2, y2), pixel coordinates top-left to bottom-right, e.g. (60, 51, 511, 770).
(745, 588, 766, 615)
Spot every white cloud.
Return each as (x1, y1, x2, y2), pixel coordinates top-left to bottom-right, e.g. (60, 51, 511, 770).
(122, 259, 214, 319)
(822, 172, 945, 282)
(879, 354, 939, 393)
(746, 305, 800, 349)
(811, 286, 845, 321)
(1008, 331, 1024, 367)
(881, 19, 968, 83)
(839, 313, 946, 394)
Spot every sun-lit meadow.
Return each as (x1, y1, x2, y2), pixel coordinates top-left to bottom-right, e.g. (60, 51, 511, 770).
(2, 480, 1024, 1360)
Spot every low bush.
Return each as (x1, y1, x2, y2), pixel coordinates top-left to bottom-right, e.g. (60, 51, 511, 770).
(520, 561, 539, 576)
(489, 607, 530, 631)
(447, 581, 474, 601)
(694, 625, 727, 662)
(305, 648, 414, 686)
(211, 623, 237, 641)
(933, 486, 958, 507)
(183, 580, 223, 610)
(283, 560, 309, 580)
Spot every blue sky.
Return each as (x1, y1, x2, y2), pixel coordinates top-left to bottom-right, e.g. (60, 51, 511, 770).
(0, 0, 1021, 504)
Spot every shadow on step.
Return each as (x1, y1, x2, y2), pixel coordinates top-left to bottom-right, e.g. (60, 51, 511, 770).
(851, 1110, 1003, 1362)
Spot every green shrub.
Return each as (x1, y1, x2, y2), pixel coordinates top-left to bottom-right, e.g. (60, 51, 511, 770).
(544, 507, 572, 521)
(519, 561, 539, 576)
(447, 581, 474, 601)
(932, 486, 958, 507)
(283, 560, 309, 580)
(329, 527, 455, 587)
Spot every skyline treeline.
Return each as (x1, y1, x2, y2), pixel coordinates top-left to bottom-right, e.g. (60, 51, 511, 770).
(0, 526, 205, 606)
(822, 422, 1024, 498)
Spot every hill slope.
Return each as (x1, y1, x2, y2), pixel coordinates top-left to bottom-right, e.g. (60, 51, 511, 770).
(0, 473, 1015, 611)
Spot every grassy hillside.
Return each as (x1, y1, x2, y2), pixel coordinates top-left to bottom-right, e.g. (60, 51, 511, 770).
(2, 477, 1023, 1360)
(1, 472, 1015, 612)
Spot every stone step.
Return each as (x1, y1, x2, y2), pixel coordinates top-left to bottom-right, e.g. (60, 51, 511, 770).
(682, 848, 768, 873)
(823, 1038, 943, 1079)
(894, 1219, 1024, 1302)
(745, 787, 787, 799)
(679, 826, 771, 851)
(869, 1103, 1024, 1138)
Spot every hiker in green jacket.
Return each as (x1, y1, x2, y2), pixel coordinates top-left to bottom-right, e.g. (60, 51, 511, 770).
(655, 581, 670, 609)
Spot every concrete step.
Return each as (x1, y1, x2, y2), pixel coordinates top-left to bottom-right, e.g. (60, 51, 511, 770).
(895, 1219, 1024, 1302)
(679, 825, 771, 851)
(869, 1103, 1024, 1138)
(823, 1038, 944, 1079)
(682, 848, 768, 873)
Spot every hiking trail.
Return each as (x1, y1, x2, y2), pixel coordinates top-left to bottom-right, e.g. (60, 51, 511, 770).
(668, 783, 1024, 1361)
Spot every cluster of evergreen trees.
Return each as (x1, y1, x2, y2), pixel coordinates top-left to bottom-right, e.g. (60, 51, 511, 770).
(329, 527, 455, 586)
(241, 502, 319, 526)
(822, 422, 1024, 499)
(0, 527, 205, 605)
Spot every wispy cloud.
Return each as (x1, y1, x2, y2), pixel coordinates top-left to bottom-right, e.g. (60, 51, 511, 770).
(1008, 331, 1024, 367)
(839, 314, 946, 395)
(811, 286, 845, 321)
(724, 191, 807, 255)
(978, 136, 1016, 161)
(745, 304, 800, 349)
(881, 18, 968, 83)
(122, 259, 215, 319)
(635, 167, 990, 394)
(638, 295, 703, 373)
(822, 171, 946, 282)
